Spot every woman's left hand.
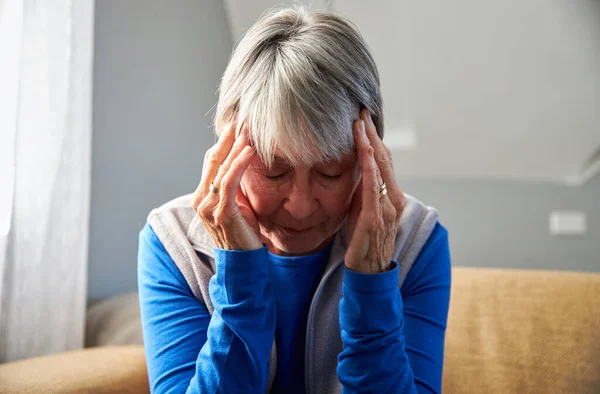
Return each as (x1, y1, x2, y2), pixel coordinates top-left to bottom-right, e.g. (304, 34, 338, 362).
(345, 109, 407, 274)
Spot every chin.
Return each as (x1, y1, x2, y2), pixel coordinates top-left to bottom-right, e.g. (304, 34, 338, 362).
(266, 229, 329, 256)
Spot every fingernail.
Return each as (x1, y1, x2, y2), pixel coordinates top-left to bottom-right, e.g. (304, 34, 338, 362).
(367, 111, 373, 125)
(360, 120, 366, 134)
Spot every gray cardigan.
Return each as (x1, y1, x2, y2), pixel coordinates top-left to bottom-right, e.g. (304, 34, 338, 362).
(147, 193, 439, 394)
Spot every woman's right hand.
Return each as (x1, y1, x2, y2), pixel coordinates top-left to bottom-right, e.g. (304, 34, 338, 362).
(191, 120, 263, 251)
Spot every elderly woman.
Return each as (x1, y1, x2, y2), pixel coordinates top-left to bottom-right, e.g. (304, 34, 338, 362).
(138, 6, 451, 394)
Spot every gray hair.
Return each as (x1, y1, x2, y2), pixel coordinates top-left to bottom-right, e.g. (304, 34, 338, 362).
(213, 5, 383, 167)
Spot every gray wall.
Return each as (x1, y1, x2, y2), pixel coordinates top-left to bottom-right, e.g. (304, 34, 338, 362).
(89, 0, 233, 301)
(89, 1, 600, 302)
(400, 176, 600, 273)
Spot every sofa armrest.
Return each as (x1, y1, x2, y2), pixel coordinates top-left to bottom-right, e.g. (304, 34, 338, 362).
(0, 346, 149, 394)
(443, 267, 600, 394)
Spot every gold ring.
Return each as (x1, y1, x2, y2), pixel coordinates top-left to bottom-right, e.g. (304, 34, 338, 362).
(210, 182, 220, 194)
(378, 182, 387, 199)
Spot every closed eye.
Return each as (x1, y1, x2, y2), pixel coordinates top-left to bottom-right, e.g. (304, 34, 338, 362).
(319, 172, 342, 180)
(266, 171, 289, 180)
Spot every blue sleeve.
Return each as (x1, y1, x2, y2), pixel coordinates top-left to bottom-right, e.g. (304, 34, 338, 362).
(137, 223, 276, 394)
(337, 223, 451, 394)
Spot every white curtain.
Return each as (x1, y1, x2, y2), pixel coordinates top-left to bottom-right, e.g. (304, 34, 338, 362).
(0, 0, 94, 362)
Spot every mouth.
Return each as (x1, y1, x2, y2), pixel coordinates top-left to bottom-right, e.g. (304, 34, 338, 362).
(277, 224, 317, 236)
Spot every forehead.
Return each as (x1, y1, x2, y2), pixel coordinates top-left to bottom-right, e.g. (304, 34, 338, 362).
(269, 150, 357, 168)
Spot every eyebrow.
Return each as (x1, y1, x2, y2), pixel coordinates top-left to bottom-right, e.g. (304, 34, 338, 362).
(273, 156, 289, 165)
(268, 153, 357, 169)
(322, 153, 358, 166)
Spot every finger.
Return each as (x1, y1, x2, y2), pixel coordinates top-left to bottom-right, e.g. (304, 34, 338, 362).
(354, 119, 379, 216)
(201, 120, 236, 176)
(236, 184, 252, 212)
(361, 108, 393, 185)
(351, 178, 363, 211)
(348, 177, 363, 220)
(192, 121, 237, 209)
(361, 108, 404, 205)
(344, 176, 362, 243)
(220, 145, 255, 212)
(213, 125, 250, 188)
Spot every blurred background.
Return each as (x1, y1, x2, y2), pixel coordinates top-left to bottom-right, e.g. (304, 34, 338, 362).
(90, 0, 600, 302)
(1, 0, 599, 364)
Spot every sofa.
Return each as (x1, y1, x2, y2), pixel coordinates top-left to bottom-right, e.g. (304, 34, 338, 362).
(1, 267, 598, 393)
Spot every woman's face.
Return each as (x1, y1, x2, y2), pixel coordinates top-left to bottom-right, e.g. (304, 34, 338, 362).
(241, 150, 360, 256)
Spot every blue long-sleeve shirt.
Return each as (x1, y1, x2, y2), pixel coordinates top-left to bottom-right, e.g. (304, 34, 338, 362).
(267, 243, 332, 393)
(138, 222, 451, 393)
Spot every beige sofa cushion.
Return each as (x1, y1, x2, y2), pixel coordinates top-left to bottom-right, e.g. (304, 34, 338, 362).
(443, 267, 600, 394)
(0, 346, 148, 394)
(86, 292, 143, 347)
(6, 268, 596, 393)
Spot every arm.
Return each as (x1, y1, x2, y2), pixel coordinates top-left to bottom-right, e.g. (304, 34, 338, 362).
(138, 223, 276, 394)
(338, 223, 451, 393)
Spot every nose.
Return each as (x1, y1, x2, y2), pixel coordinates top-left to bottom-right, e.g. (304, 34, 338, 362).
(282, 176, 317, 222)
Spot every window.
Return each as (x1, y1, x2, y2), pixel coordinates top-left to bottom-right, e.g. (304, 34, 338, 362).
(0, 0, 22, 236)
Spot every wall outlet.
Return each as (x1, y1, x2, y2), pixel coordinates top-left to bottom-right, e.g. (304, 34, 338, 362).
(549, 211, 587, 236)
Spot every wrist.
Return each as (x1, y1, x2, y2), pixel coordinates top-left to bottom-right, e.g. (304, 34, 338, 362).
(343, 261, 399, 292)
(344, 260, 392, 274)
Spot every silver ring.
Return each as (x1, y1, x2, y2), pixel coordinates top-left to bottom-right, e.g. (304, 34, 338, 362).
(210, 182, 220, 194)
(378, 182, 387, 199)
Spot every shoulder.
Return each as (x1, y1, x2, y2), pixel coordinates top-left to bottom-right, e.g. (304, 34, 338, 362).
(141, 194, 217, 306)
(146, 193, 216, 257)
(146, 193, 197, 226)
(417, 222, 450, 266)
(401, 221, 451, 294)
(138, 222, 193, 293)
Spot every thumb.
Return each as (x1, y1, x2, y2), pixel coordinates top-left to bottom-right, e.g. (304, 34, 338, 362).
(236, 186, 259, 229)
(347, 178, 363, 241)
(236, 185, 251, 212)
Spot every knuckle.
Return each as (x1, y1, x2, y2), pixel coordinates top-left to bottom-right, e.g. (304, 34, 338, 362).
(393, 198, 403, 212)
(214, 167, 225, 183)
(190, 194, 201, 210)
(371, 182, 380, 194)
(221, 173, 234, 190)
(390, 205, 403, 222)
(367, 223, 383, 237)
(206, 148, 221, 164)
(383, 144, 392, 158)
(380, 153, 392, 167)
(363, 213, 378, 229)
(213, 206, 231, 227)
(232, 153, 244, 164)
(396, 192, 407, 208)
(387, 205, 399, 222)
(197, 198, 214, 220)
(213, 210, 223, 226)
(197, 208, 208, 221)
(197, 205, 209, 220)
